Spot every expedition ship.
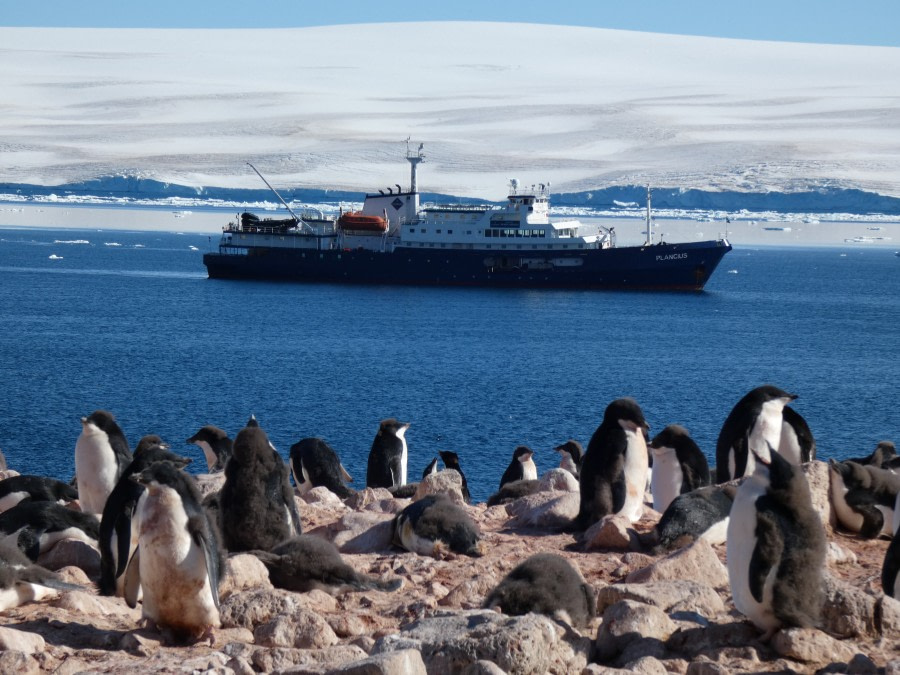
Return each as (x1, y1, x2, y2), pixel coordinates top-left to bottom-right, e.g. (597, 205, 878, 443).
(203, 144, 732, 290)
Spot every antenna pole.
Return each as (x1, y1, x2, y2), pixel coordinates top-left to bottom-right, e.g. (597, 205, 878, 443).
(247, 162, 304, 224)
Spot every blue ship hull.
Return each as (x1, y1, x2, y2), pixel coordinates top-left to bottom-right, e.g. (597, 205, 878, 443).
(203, 239, 732, 290)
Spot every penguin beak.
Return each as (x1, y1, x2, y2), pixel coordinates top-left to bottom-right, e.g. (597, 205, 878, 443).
(80, 416, 88, 425)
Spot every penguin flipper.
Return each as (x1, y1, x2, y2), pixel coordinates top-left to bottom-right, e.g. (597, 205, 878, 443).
(190, 524, 221, 611)
(123, 546, 141, 609)
(748, 503, 782, 604)
(882, 537, 900, 598)
(339, 464, 353, 483)
(114, 515, 133, 578)
(844, 489, 885, 538)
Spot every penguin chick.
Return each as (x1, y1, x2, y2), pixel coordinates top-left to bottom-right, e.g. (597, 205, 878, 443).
(124, 461, 224, 645)
(186, 425, 232, 473)
(727, 445, 826, 639)
(486, 479, 541, 507)
(554, 440, 583, 478)
(393, 494, 483, 558)
(828, 459, 900, 538)
(439, 451, 470, 504)
(575, 397, 649, 530)
(715, 385, 797, 483)
(251, 535, 401, 594)
(366, 419, 410, 489)
(219, 421, 302, 552)
(99, 436, 191, 597)
(74, 410, 133, 515)
(846, 440, 897, 469)
(499, 446, 537, 489)
(653, 485, 736, 553)
(0, 540, 82, 611)
(648, 424, 710, 514)
(289, 437, 354, 499)
(0, 475, 79, 514)
(0, 501, 99, 561)
(484, 553, 595, 629)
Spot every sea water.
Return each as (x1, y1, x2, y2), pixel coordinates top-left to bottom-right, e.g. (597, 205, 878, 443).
(1, 227, 898, 503)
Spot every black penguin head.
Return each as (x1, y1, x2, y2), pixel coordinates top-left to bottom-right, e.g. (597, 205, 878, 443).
(134, 435, 170, 455)
(603, 398, 649, 434)
(554, 440, 583, 462)
(439, 451, 460, 468)
(379, 419, 410, 437)
(131, 460, 187, 490)
(746, 384, 798, 406)
(513, 446, 534, 463)
(246, 414, 259, 428)
(828, 458, 868, 487)
(649, 424, 690, 450)
(186, 425, 229, 445)
(81, 410, 122, 435)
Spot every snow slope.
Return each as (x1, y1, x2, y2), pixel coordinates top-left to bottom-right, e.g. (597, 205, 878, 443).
(1, 23, 899, 200)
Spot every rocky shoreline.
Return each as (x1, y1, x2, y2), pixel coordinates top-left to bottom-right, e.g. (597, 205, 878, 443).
(1, 462, 898, 674)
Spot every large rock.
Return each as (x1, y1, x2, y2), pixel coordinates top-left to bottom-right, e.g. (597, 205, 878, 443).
(37, 538, 101, 577)
(330, 512, 396, 554)
(821, 574, 879, 637)
(770, 627, 855, 664)
(253, 610, 339, 649)
(594, 600, 676, 663)
(802, 460, 836, 530)
(250, 644, 369, 673)
(597, 581, 725, 619)
(328, 649, 428, 675)
(220, 552, 274, 599)
(220, 588, 306, 631)
(625, 539, 729, 589)
(506, 491, 580, 529)
(345, 488, 400, 513)
(194, 472, 226, 500)
(374, 609, 591, 675)
(0, 627, 45, 655)
(414, 470, 466, 504)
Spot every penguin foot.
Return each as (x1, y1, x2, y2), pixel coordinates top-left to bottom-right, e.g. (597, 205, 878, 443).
(758, 626, 778, 643)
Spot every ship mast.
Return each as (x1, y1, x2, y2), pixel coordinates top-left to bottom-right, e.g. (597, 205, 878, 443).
(247, 162, 310, 231)
(406, 139, 425, 193)
(645, 184, 653, 246)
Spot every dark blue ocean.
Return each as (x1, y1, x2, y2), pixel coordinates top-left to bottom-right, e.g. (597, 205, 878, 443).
(1, 226, 898, 503)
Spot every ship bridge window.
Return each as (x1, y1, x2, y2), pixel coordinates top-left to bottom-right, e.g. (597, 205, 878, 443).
(420, 229, 427, 233)
(437, 229, 442, 234)
(447, 230, 453, 234)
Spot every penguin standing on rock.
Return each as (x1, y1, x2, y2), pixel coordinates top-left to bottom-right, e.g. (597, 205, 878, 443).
(99, 435, 192, 597)
(648, 424, 710, 514)
(574, 398, 650, 530)
(289, 438, 354, 499)
(554, 440, 583, 478)
(484, 553, 595, 629)
(366, 419, 410, 489)
(74, 410, 133, 515)
(124, 461, 224, 645)
(186, 425, 232, 473)
(499, 446, 537, 490)
(727, 445, 826, 639)
(715, 385, 798, 483)
(219, 419, 301, 552)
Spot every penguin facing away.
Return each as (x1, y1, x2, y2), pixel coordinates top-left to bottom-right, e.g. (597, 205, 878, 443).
(715, 385, 797, 483)
(828, 459, 900, 538)
(393, 494, 483, 558)
(366, 419, 410, 490)
(0, 540, 82, 611)
(0, 501, 99, 561)
(186, 425, 232, 473)
(439, 451, 470, 503)
(648, 424, 710, 514)
(219, 420, 302, 552)
(124, 461, 224, 644)
(575, 397, 650, 530)
(554, 440, 584, 478)
(74, 410, 133, 515)
(483, 552, 596, 629)
(727, 445, 826, 638)
(499, 446, 538, 489)
(289, 437, 354, 499)
(251, 535, 402, 594)
(0, 475, 79, 514)
(98, 435, 191, 597)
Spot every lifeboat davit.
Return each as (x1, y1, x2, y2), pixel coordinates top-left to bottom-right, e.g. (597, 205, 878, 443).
(338, 212, 388, 233)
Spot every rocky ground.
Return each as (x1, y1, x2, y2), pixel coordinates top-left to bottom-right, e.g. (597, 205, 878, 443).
(0, 463, 898, 675)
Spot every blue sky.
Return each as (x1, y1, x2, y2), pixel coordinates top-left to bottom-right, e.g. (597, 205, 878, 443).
(2, 0, 898, 47)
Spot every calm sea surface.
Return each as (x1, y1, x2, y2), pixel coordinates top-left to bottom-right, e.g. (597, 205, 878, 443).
(1, 226, 898, 503)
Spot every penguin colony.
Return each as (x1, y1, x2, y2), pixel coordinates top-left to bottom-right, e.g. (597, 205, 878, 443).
(0, 385, 896, 655)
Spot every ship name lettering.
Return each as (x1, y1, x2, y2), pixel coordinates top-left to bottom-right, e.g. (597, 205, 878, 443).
(656, 253, 688, 261)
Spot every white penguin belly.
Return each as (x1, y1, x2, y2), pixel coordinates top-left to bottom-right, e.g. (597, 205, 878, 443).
(0, 583, 58, 611)
(700, 516, 729, 546)
(749, 401, 786, 461)
(521, 458, 538, 481)
(875, 504, 894, 537)
(829, 471, 864, 532)
(727, 473, 780, 632)
(195, 440, 217, 472)
(650, 447, 682, 513)
(0, 492, 28, 513)
(75, 431, 119, 514)
(40, 526, 96, 553)
(137, 488, 219, 630)
(621, 429, 649, 523)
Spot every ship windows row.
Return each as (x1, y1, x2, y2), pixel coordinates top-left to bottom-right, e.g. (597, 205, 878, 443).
(485, 229, 547, 238)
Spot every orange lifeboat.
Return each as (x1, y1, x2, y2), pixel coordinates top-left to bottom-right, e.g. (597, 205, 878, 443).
(338, 211, 388, 233)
